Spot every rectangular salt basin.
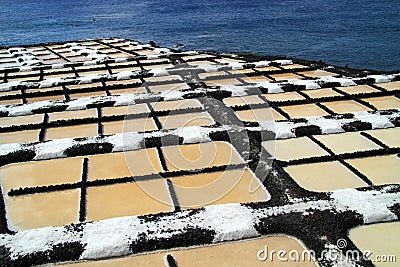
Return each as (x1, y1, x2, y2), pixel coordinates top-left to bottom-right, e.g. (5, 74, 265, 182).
(263, 137, 329, 161)
(235, 108, 286, 121)
(263, 91, 305, 102)
(313, 132, 381, 154)
(86, 180, 173, 222)
(61, 236, 317, 267)
(69, 91, 107, 100)
(27, 95, 65, 103)
(162, 141, 244, 172)
(102, 118, 158, 135)
(198, 71, 229, 80)
(158, 111, 214, 130)
(302, 88, 343, 99)
(366, 127, 400, 148)
(151, 99, 203, 112)
(349, 222, 400, 267)
(5, 189, 80, 230)
(269, 73, 303, 81)
(145, 74, 183, 83)
(109, 87, 147, 95)
(48, 109, 98, 122)
(204, 78, 243, 86)
(148, 83, 190, 92)
(345, 154, 400, 185)
(280, 64, 309, 69)
(0, 156, 83, 193)
(321, 100, 371, 114)
(284, 161, 367, 192)
(254, 66, 281, 72)
(87, 148, 162, 181)
(297, 70, 338, 78)
(0, 129, 40, 145)
(363, 96, 400, 110)
(374, 81, 400, 91)
(280, 104, 329, 119)
(0, 114, 44, 128)
(223, 95, 265, 107)
(102, 104, 149, 117)
(336, 84, 380, 95)
(45, 124, 98, 140)
(241, 75, 272, 83)
(170, 168, 269, 209)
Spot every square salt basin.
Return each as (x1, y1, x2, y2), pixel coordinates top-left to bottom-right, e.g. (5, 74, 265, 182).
(0, 156, 83, 193)
(45, 124, 98, 141)
(320, 100, 371, 114)
(374, 81, 400, 91)
(302, 88, 343, 99)
(263, 91, 305, 102)
(349, 222, 400, 267)
(345, 154, 400, 185)
(284, 161, 367, 192)
(170, 168, 269, 209)
(336, 84, 380, 95)
(263, 137, 329, 161)
(280, 104, 329, 119)
(0, 114, 44, 128)
(109, 87, 147, 96)
(26, 95, 65, 103)
(151, 99, 202, 112)
(102, 104, 149, 117)
(297, 69, 338, 78)
(48, 109, 98, 122)
(366, 127, 400, 148)
(86, 180, 173, 222)
(158, 112, 214, 130)
(60, 236, 317, 267)
(0, 129, 40, 145)
(313, 132, 381, 154)
(102, 118, 158, 135)
(5, 189, 80, 230)
(186, 60, 217, 66)
(235, 108, 286, 121)
(162, 141, 244, 172)
(148, 83, 190, 92)
(223, 95, 265, 107)
(269, 73, 303, 81)
(241, 75, 272, 83)
(363, 96, 400, 110)
(87, 148, 163, 181)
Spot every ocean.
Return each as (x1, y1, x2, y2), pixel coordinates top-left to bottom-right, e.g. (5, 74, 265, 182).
(0, 0, 399, 71)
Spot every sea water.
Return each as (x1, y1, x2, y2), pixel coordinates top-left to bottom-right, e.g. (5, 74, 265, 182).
(0, 0, 399, 70)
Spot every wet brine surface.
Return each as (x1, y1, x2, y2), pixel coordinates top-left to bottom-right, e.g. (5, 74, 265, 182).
(170, 168, 269, 209)
(349, 221, 400, 267)
(60, 236, 317, 266)
(284, 161, 367, 192)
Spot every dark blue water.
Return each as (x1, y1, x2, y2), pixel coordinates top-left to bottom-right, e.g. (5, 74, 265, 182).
(1, 0, 399, 71)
